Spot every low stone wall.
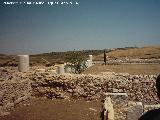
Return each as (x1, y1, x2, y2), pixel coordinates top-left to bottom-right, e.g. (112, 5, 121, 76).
(31, 72, 159, 104)
(0, 67, 159, 117)
(0, 79, 31, 116)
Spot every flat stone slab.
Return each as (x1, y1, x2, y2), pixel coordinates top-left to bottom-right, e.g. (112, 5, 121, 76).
(127, 102, 143, 120)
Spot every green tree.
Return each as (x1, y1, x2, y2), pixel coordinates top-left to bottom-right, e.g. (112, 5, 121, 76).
(65, 51, 87, 74)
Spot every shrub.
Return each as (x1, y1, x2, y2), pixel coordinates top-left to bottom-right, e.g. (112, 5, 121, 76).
(65, 51, 87, 74)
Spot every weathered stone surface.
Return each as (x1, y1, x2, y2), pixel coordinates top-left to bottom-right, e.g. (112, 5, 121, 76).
(103, 97, 114, 120)
(105, 93, 128, 120)
(0, 66, 159, 117)
(144, 104, 160, 112)
(127, 102, 143, 120)
(18, 55, 29, 72)
(0, 77, 31, 115)
(57, 65, 65, 74)
(29, 70, 159, 104)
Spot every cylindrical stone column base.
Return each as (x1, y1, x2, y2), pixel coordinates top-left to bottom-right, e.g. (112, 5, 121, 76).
(18, 55, 29, 72)
(57, 65, 65, 74)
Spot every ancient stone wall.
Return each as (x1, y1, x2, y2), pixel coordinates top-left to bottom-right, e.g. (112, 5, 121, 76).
(0, 79, 31, 116)
(31, 72, 159, 104)
(0, 67, 159, 117)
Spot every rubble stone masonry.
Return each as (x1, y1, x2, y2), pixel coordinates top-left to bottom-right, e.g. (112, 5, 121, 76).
(0, 67, 159, 116)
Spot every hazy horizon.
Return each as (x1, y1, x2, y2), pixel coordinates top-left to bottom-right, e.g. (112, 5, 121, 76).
(0, 0, 160, 54)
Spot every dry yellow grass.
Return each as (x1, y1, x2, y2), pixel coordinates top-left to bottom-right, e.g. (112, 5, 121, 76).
(83, 64, 160, 75)
(94, 46, 160, 60)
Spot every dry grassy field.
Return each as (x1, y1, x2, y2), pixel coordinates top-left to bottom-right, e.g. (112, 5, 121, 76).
(83, 64, 160, 75)
(94, 46, 160, 60)
(86, 46, 160, 75)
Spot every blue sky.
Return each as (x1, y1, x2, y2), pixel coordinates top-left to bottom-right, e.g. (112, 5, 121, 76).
(0, 0, 160, 54)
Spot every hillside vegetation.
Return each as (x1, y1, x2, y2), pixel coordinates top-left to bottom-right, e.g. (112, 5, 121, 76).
(0, 46, 160, 66)
(0, 50, 104, 66)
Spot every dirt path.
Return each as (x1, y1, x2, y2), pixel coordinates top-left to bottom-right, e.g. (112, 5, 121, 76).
(0, 98, 102, 120)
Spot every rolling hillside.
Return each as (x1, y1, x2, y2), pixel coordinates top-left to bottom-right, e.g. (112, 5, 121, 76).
(0, 46, 160, 66)
(94, 46, 160, 61)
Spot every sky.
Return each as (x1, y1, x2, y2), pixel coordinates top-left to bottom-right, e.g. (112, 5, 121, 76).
(0, 0, 160, 54)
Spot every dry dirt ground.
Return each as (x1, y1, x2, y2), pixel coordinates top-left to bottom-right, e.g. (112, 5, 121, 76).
(83, 64, 160, 75)
(0, 98, 102, 120)
(94, 46, 160, 60)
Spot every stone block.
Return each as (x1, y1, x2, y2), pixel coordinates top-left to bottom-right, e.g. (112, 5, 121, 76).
(65, 65, 72, 73)
(127, 102, 143, 120)
(57, 65, 65, 74)
(105, 93, 128, 120)
(86, 60, 92, 68)
(89, 55, 93, 61)
(18, 55, 29, 72)
(103, 97, 114, 120)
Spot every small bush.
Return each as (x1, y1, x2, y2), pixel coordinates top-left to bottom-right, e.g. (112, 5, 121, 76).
(65, 51, 87, 74)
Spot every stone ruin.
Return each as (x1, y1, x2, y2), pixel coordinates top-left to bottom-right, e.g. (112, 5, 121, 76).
(18, 55, 29, 72)
(0, 79, 31, 116)
(0, 54, 159, 119)
(0, 65, 159, 119)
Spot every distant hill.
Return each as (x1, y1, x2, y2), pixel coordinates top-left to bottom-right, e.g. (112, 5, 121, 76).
(94, 46, 160, 61)
(0, 50, 104, 66)
(0, 46, 160, 66)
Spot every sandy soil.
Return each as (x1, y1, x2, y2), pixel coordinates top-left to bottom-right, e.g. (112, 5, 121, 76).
(0, 98, 102, 120)
(83, 64, 160, 75)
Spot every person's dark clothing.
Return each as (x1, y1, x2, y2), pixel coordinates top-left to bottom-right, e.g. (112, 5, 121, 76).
(139, 108, 160, 120)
